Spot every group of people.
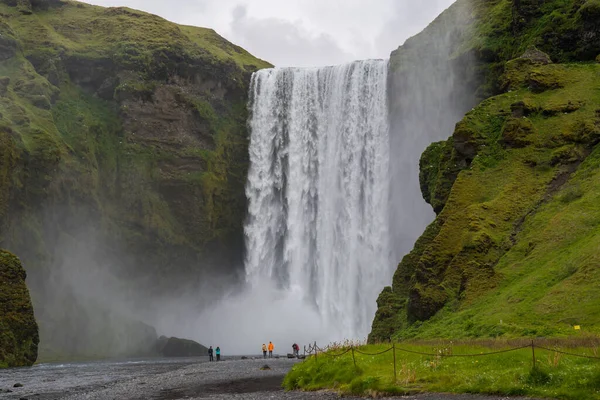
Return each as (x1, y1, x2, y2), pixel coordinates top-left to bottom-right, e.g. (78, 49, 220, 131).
(261, 341, 275, 358)
(207, 342, 300, 361)
(260, 342, 300, 358)
(207, 346, 221, 361)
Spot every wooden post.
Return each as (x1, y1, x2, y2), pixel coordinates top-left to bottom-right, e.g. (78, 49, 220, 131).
(303, 345, 306, 357)
(351, 346, 357, 370)
(531, 340, 536, 367)
(315, 341, 318, 362)
(393, 343, 397, 383)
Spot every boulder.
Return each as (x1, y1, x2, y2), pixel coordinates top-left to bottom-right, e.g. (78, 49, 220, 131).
(0, 33, 17, 62)
(519, 46, 552, 65)
(0, 77, 9, 96)
(0, 251, 39, 368)
(500, 118, 535, 148)
(156, 336, 208, 357)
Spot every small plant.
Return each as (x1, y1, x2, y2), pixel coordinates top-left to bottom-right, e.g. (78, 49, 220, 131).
(400, 362, 417, 384)
(546, 351, 562, 367)
(525, 366, 551, 386)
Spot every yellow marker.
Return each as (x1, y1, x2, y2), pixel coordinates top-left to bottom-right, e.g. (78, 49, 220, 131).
(574, 325, 581, 330)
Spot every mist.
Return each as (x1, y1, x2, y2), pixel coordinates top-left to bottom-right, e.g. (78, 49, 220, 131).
(153, 281, 335, 355)
(387, 0, 479, 261)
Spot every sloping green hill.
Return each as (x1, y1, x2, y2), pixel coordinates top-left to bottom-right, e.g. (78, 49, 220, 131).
(371, 0, 600, 342)
(0, 0, 270, 360)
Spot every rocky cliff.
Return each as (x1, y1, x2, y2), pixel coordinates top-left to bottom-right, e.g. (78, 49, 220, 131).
(0, 0, 270, 360)
(0, 250, 38, 367)
(371, 0, 600, 342)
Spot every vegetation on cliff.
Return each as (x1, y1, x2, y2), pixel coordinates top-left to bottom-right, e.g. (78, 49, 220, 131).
(371, 0, 600, 343)
(0, 250, 38, 368)
(0, 0, 270, 359)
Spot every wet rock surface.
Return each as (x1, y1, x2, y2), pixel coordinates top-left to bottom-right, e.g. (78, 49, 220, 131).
(0, 357, 541, 400)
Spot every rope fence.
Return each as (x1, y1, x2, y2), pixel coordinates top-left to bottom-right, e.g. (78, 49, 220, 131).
(301, 340, 600, 382)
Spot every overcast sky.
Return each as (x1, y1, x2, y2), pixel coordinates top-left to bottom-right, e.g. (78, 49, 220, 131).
(84, 0, 455, 67)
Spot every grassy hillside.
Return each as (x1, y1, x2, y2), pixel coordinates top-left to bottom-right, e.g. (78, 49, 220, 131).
(0, 0, 270, 360)
(371, 0, 600, 343)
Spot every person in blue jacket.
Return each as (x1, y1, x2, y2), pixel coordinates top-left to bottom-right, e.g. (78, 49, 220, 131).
(216, 346, 221, 361)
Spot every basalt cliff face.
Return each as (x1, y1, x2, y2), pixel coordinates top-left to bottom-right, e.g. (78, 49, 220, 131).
(371, 0, 600, 342)
(0, 0, 270, 360)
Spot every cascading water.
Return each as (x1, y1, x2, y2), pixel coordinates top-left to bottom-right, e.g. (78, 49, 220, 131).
(245, 60, 392, 339)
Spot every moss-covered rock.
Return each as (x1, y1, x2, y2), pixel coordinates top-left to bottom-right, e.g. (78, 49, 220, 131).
(0, 250, 39, 368)
(500, 117, 535, 148)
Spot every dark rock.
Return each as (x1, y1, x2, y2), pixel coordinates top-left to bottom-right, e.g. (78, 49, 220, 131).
(13, 383, 23, 387)
(0, 389, 13, 393)
(260, 364, 271, 370)
(453, 121, 479, 159)
(0, 251, 39, 369)
(0, 76, 9, 96)
(0, 32, 17, 61)
(287, 353, 295, 358)
(500, 118, 535, 148)
(511, 100, 538, 118)
(297, 355, 306, 359)
(16, 0, 32, 14)
(156, 336, 208, 357)
(240, 356, 248, 360)
(519, 46, 552, 65)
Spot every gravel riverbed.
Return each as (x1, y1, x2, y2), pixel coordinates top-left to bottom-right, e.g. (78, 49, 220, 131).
(0, 357, 544, 400)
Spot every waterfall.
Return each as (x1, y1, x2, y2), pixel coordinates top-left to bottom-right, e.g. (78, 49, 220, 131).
(245, 60, 392, 339)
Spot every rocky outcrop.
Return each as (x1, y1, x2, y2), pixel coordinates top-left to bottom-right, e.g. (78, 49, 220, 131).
(0, 250, 39, 368)
(156, 336, 208, 357)
(0, 0, 270, 360)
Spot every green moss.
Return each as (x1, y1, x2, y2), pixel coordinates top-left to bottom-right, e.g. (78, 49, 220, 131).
(0, 250, 39, 368)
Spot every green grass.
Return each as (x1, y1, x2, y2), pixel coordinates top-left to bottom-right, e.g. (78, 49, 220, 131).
(285, 341, 600, 399)
(2, 1, 271, 71)
(372, 61, 600, 342)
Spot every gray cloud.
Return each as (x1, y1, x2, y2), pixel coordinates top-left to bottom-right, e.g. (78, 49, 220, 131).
(229, 4, 353, 67)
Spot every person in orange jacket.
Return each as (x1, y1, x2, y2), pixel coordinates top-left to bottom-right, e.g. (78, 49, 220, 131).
(268, 341, 274, 358)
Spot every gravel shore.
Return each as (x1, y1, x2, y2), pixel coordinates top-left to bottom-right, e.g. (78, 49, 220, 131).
(0, 357, 546, 400)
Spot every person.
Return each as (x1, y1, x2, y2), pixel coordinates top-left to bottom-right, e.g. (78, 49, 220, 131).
(208, 346, 214, 362)
(216, 346, 221, 361)
(292, 343, 299, 357)
(268, 341, 274, 358)
(262, 343, 267, 359)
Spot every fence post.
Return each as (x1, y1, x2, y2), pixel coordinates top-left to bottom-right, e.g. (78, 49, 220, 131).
(393, 343, 397, 383)
(315, 341, 318, 362)
(351, 345, 357, 370)
(303, 345, 306, 358)
(531, 340, 536, 367)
